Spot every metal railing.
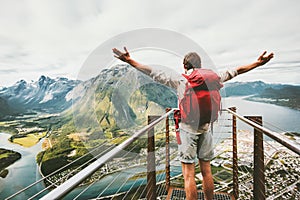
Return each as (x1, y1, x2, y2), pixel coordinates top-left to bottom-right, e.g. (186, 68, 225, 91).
(225, 107, 300, 200)
(226, 108, 300, 155)
(40, 108, 176, 200)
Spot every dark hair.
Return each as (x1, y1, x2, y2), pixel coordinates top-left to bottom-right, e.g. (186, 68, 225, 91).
(183, 52, 201, 70)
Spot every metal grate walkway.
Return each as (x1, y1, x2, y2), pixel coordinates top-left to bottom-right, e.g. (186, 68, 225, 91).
(168, 188, 233, 200)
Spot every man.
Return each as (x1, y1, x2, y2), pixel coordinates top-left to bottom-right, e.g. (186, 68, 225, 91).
(113, 47, 273, 200)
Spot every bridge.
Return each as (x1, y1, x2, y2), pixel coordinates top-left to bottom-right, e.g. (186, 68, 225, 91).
(5, 107, 300, 200)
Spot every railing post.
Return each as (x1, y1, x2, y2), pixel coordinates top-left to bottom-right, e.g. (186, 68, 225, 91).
(229, 107, 239, 199)
(147, 115, 159, 200)
(245, 116, 265, 200)
(165, 108, 171, 191)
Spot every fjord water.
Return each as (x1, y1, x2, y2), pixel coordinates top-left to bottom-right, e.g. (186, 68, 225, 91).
(222, 96, 300, 133)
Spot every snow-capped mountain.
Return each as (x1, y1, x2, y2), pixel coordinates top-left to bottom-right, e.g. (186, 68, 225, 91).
(0, 75, 81, 117)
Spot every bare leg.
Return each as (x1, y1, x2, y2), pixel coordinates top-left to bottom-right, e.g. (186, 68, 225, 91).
(181, 162, 197, 200)
(199, 160, 214, 200)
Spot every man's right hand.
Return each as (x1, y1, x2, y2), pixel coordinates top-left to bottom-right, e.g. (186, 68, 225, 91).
(112, 47, 131, 63)
(256, 51, 274, 66)
(112, 47, 152, 75)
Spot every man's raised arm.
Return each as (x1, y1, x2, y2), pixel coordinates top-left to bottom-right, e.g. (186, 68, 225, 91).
(236, 51, 274, 75)
(112, 47, 152, 75)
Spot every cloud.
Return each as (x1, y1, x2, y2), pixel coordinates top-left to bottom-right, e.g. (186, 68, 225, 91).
(0, 69, 18, 74)
(0, 0, 299, 86)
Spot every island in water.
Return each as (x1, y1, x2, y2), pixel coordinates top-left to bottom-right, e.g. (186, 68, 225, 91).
(0, 148, 21, 178)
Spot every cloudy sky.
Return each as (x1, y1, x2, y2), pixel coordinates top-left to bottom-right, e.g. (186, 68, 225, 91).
(0, 0, 299, 87)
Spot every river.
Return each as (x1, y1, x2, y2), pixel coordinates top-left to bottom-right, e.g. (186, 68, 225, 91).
(0, 133, 45, 199)
(0, 96, 299, 199)
(65, 165, 182, 200)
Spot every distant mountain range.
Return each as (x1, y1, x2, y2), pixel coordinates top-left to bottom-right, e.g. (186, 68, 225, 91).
(222, 81, 290, 96)
(0, 66, 299, 121)
(0, 76, 81, 119)
(222, 81, 300, 110)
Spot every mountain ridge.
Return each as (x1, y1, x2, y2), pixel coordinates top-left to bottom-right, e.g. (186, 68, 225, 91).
(222, 81, 300, 110)
(1, 68, 299, 120)
(0, 75, 81, 119)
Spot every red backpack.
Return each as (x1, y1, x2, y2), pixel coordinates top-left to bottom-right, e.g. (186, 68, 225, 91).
(179, 68, 223, 129)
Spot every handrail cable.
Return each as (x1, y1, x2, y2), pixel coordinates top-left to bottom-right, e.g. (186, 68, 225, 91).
(118, 157, 149, 199)
(130, 151, 179, 200)
(108, 125, 169, 200)
(79, 116, 172, 199)
(262, 118, 296, 134)
(28, 144, 117, 200)
(85, 110, 175, 199)
(74, 140, 141, 199)
(64, 133, 150, 199)
(95, 141, 146, 199)
(213, 111, 233, 146)
(225, 108, 300, 155)
(40, 108, 175, 200)
(130, 141, 168, 199)
(223, 108, 299, 198)
(135, 122, 177, 199)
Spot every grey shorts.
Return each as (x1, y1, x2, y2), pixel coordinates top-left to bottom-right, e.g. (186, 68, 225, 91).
(178, 128, 214, 163)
